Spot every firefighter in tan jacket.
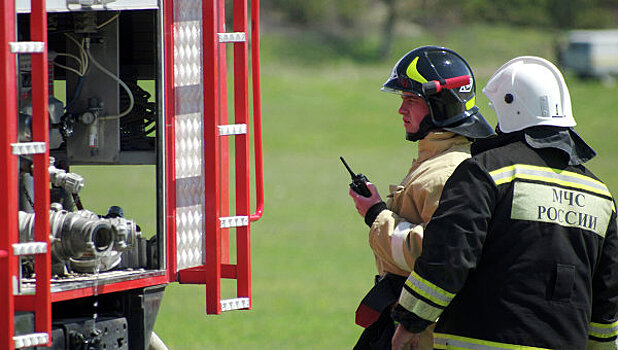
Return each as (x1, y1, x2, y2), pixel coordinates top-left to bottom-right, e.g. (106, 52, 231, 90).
(349, 46, 495, 350)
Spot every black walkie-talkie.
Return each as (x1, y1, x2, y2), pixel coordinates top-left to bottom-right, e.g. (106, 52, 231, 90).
(340, 156, 372, 197)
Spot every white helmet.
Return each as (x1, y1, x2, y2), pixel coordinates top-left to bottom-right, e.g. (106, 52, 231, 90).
(482, 56, 576, 133)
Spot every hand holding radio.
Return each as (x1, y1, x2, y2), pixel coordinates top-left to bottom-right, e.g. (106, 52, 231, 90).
(341, 156, 383, 218)
(340, 156, 371, 197)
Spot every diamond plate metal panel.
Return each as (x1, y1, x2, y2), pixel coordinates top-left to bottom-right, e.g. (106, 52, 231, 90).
(174, 0, 205, 271)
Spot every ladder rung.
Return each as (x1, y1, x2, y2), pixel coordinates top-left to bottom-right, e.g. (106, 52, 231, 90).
(220, 216, 249, 228)
(9, 41, 45, 54)
(66, 0, 117, 9)
(11, 142, 47, 155)
(220, 297, 250, 312)
(218, 124, 247, 136)
(14, 332, 49, 349)
(218, 32, 246, 43)
(13, 242, 47, 256)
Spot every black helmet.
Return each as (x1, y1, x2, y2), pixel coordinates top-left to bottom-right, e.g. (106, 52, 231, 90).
(382, 46, 495, 140)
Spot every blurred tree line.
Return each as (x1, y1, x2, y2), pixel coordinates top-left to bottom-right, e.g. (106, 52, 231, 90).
(262, 0, 616, 28)
(260, 0, 618, 59)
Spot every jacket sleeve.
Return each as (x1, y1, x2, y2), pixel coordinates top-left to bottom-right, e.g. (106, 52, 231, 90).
(588, 207, 618, 349)
(368, 210, 425, 274)
(367, 170, 451, 275)
(391, 158, 498, 332)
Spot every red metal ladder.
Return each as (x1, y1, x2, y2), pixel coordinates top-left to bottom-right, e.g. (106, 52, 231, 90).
(0, 0, 52, 348)
(176, 0, 264, 315)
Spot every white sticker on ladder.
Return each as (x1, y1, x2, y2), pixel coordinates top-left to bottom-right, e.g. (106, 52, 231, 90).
(9, 41, 45, 54)
(219, 216, 249, 228)
(220, 297, 250, 312)
(14, 333, 49, 349)
(11, 142, 47, 155)
(13, 242, 47, 256)
(217, 32, 246, 43)
(218, 124, 247, 136)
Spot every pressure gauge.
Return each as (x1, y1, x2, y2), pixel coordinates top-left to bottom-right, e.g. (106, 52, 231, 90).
(80, 111, 96, 125)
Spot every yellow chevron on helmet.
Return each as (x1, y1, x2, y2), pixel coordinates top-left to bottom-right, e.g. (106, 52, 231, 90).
(406, 57, 428, 84)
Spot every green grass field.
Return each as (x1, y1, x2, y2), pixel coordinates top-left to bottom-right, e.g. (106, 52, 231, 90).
(76, 24, 618, 349)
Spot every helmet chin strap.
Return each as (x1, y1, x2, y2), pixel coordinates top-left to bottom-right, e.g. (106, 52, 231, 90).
(405, 116, 434, 142)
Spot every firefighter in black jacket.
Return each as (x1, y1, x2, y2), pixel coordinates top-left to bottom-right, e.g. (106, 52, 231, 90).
(390, 56, 618, 350)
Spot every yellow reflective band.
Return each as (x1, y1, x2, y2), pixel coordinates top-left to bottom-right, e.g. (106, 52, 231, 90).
(398, 286, 443, 322)
(433, 333, 550, 350)
(589, 320, 618, 339)
(465, 96, 476, 110)
(406, 57, 428, 84)
(489, 164, 613, 201)
(586, 339, 618, 349)
(405, 271, 455, 307)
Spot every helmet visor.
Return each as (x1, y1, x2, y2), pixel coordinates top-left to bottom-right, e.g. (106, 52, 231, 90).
(380, 85, 422, 97)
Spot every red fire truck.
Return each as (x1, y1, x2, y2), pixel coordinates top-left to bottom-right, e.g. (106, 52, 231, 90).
(0, 0, 264, 348)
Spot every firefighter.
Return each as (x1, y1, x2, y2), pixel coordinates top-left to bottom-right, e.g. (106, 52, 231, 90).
(348, 46, 495, 349)
(390, 56, 618, 350)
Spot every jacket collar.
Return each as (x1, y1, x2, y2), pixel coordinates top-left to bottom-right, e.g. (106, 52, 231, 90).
(471, 126, 596, 165)
(417, 131, 469, 163)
